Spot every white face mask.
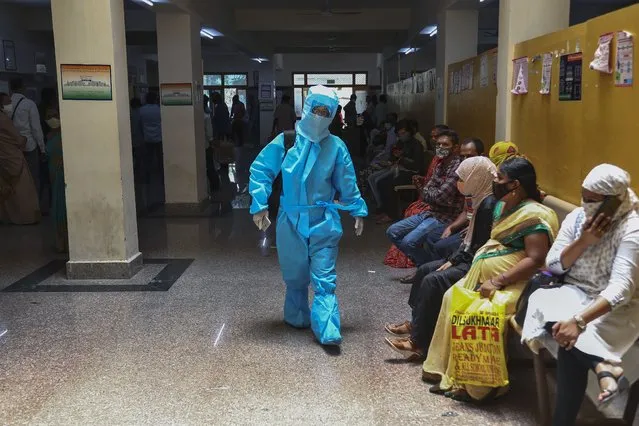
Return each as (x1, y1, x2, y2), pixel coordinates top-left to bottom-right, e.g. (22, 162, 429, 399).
(3, 104, 13, 115)
(581, 200, 603, 219)
(46, 118, 61, 129)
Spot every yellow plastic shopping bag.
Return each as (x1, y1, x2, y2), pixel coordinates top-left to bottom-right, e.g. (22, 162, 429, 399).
(447, 285, 510, 388)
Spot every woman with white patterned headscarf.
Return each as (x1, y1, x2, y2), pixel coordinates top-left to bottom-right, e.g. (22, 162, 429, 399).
(522, 164, 639, 426)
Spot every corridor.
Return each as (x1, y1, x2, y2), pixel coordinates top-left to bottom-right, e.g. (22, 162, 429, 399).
(1, 213, 537, 425)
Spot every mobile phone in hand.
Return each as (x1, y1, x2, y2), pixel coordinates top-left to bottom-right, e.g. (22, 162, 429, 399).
(594, 195, 623, 219)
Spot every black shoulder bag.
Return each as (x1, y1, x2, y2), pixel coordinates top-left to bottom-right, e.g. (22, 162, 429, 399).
(267, 130, 296, 220)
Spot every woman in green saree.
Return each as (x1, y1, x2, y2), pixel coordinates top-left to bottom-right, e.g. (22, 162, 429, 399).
(45, 110, 67, 253)
(423, 157, 559, 402)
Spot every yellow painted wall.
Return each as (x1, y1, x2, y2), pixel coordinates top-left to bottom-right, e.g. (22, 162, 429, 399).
(446, 48, 498, 149)
(512, 4, 639, 204)
(388, 91, 436, 137)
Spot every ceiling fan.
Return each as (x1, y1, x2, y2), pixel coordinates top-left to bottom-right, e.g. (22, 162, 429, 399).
(297, 0, 362, 16)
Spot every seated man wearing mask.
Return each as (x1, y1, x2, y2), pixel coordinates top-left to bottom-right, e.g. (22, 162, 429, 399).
(386, 130, 464, 270)
(249, 85, 368, 346)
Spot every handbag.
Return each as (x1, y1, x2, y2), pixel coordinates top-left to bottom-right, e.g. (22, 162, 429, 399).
(514, 270, 564, 326)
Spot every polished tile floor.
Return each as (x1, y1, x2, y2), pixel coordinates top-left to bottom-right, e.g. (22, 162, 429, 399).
(2, 178, 623, 426)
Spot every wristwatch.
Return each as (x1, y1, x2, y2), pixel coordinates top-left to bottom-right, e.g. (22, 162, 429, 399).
(573, 315, 587, 332)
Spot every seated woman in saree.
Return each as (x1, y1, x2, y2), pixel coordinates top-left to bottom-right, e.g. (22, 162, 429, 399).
(422, 157, 559, 402)
(0, 92, 40, 225)
(521, 164, 639, 426)
(384, 156, 497, 360)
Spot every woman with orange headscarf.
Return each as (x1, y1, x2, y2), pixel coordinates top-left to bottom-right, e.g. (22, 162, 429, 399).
(489, 141, 520, 167)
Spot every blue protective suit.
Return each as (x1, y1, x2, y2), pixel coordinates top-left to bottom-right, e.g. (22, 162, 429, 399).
(249, 86, 368, 345)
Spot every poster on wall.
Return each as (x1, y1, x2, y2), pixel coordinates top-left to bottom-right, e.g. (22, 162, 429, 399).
(448, 72, 454, 94)
(589, 32, 614, 74)
(491, 52, 498, 84)
(615, 31, 634, 87)
(511, 57, 529, 95)
(540, 53, 553, 95)
(160, 83, 193, 106)
(467, 63, 474, 90)
(559, 53, 583, 101)
(480, 54, 489, 88)
(258, 81, 274, 101)
(415, 73, 424, 93)
(60, 64, 113, 101)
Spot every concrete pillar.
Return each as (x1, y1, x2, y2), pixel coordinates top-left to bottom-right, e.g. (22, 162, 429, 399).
(156, 13, 207, 211)
(435, 9, 479, 124)
(495, 0, 570, 141)
(51, 0, 141, 279)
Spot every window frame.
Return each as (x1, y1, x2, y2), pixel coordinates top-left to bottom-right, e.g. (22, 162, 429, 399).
(291, 72, 369, 118)
(291, 71, 368, 87)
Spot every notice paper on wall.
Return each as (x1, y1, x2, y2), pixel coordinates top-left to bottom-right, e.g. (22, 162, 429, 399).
(480, 54, 489, 88)
(540, 53, 553, 95)
(615, 31, 634, 87)
(590, 33, 614, 74)
(559, 53, 583, 101)
(511, 57, 529, 95)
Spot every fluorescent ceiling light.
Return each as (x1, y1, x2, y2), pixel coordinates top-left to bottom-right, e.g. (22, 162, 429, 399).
(201, 27, 223, 37)
(138, 0, 154, 6)
(420, 25, 437, 36)
(429, 28, 438, 37)
(398, 47, 420, 55)
(252, 58, 269, 63)
(200, 30, 215, 39)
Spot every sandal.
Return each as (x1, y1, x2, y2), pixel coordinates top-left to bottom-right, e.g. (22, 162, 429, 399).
(597, 371, 630, 405)
(429, 384, 447, 395)
(445, 389, 473, 403)
(384, 337, 424, 361)
(421, 371, 441, 384)
(385, 320, 412, 336)
(399, 273, 417, 284)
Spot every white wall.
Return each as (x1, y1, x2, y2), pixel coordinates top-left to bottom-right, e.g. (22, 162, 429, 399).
(274, 53, 381, 87)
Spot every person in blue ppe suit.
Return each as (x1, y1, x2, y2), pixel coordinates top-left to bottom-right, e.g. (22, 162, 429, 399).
(249, 85, 368, 346)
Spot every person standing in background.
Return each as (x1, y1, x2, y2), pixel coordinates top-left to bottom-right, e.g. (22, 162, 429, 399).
(0, 92, 40, 225)
(231, 94, 246, 147)
(212, 92, 230, 140)
(272, 94, 297, 134)
(9, 79, 45, 198)
(129, 97, 144, 184)
(375, 94, 388, 130)
(37, 87, 57, 216)
(344, 94, 357, 128)
(139, 92, 163, 199)
(329, 105, 344, 138)
(44, 109, 67, 252)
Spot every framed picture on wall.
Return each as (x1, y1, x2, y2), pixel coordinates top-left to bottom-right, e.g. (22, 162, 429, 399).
(3, 40, 17, 71)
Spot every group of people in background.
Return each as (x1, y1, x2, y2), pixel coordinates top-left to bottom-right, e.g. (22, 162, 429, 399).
(359, 117, 639, 426)
(0, 79, 66, 252)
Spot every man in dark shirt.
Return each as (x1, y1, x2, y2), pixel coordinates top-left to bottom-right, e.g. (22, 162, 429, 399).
(386, 130, 464, 268)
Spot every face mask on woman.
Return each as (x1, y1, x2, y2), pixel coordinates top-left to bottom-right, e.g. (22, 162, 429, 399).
(492, 180, 515, 200)
(46, 118, 61, 129)
(2, 104, 13, 115)
(581, 200, 603, 218)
